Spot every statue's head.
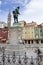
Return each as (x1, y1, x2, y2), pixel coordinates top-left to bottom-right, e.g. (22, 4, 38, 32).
(13, 11, 15, 14)
(17, 6, 20, 9)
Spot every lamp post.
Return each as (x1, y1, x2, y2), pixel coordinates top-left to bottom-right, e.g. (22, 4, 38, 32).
(12, 51, 16, 63)
(7, 54, 11, 63)
(30, 56, 34, 65)
(23, 52, 28, 65)
(17, 55, 22, 65)
(35, 48, 42, 65)
(2, 47, 5, 65)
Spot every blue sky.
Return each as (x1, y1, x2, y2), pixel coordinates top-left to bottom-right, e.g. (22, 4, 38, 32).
(0, 0, 43, 24)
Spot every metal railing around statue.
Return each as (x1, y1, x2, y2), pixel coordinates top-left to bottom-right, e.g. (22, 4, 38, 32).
(0, 47, 43, 65)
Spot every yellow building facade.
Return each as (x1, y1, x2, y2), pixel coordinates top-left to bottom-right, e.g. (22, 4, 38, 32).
(22, 21, 37, 44)
(23, 22, 37, 39)
(22, 26, 34, 40)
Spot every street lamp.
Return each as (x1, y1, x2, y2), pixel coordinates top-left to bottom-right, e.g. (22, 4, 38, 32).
(7, 54, 11, 63)
(2, 47, 5, 65)
(23, 52, 28, 65)
(12, 51, 16, 63)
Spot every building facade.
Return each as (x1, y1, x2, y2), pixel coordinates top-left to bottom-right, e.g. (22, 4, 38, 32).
(0, 27, 8, 43)
(22, 21, 37, 44)
(0, 22, 7, 28)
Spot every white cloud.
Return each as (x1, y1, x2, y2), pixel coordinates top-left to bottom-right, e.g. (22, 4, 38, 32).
(19, 0, 43, 24)
(10, 0, 28, 6)
(0, 0, 2, 5)
(0, 0, 43, 24)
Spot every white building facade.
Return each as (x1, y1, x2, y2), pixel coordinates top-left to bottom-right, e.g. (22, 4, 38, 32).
(0, 22, 7, 28)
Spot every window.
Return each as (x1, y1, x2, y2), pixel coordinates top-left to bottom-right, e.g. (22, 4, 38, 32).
(3, 36, 6, 38)
(35, 35, 38, 38)
(40, 29, 42, 32)
(32, 32, 33, 33)
(25, 32, 27, 34)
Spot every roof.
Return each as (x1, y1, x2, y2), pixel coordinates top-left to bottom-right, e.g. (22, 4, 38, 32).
(0, 22, 6, 24)
(24, 21, 37, 27)
(19, 20, 26, 23)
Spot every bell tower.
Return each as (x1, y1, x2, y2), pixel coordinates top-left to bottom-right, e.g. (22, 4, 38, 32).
(7, 11, 11, 28)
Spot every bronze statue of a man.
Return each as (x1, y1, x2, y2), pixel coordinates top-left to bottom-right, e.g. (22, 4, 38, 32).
(13, 6, 20, 23)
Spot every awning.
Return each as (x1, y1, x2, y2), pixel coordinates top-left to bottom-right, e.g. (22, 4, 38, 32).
(0, 36, 2, 39)
(1, 39, 6, 41)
